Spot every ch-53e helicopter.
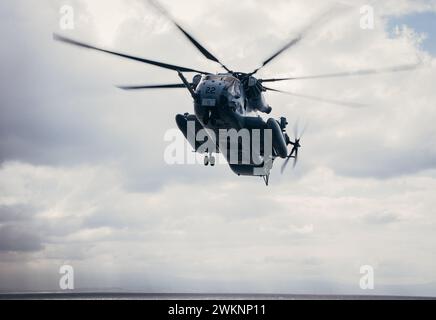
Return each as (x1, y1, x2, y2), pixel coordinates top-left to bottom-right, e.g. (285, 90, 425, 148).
(54, 1, 418, 185)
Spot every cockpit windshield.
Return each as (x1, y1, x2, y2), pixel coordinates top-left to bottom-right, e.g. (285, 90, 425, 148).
(202, 75, 238, 87)
(201, 75, 241, 97)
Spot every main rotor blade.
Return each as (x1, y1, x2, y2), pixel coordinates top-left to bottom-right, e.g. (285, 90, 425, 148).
(53, 34, 208, 74)
(117, 83, 190, 90)
(147, 0, 230, 72)
(251, 8, 337, 76)
(252, 36, 302, 76)
(263, 86, 368, 108)
(260, 63, 420, 82)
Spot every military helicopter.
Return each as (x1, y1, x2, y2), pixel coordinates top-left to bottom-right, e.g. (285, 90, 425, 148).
(54, 1, 418, 185)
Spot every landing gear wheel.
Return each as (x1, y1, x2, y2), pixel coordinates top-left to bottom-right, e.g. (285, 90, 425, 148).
(210, 155, 216, 166)
(204, 155, 209, 166)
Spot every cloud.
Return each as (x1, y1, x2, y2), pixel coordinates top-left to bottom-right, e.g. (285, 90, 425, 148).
(362, 211, 400, 225)
(0, 205, 38, 222)
(0, 225, 44, 252)
(1, 0, 435, 180)
(1, 161, 436, 294)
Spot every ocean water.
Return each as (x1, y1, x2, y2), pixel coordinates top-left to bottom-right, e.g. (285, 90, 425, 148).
(0, 293, 434, 300)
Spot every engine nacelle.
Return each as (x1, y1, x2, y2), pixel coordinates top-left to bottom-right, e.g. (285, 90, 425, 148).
(176, 114, 204, 151)
(266, 118, 288, 158)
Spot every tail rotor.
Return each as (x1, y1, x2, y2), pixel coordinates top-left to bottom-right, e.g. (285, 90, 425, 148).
(281, 121, 307, 173)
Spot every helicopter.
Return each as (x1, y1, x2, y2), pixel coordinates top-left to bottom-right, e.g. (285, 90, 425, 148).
(54, 1, 419, 186)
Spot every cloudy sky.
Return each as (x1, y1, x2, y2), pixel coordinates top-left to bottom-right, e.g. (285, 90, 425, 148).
(1, 0, 436, 295)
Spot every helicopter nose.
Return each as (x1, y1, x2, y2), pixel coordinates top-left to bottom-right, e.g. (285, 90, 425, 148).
(199, 81, 225, 107)
(202, 81, 224, 96)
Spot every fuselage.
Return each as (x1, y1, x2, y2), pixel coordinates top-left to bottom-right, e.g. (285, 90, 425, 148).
(193, 73, 247, 130)
(174, 73, 288, 179)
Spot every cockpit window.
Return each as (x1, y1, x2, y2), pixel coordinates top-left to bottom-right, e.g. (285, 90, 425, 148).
(200, 74, 242, 98)
(202, 75, 239, 88)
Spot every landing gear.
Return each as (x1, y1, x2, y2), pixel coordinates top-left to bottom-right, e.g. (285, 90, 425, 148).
(204, 154, 216, 166)
(262, 174, 270, 186)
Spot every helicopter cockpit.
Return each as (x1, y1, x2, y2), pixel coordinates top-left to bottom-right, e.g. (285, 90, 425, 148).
(196, 74, 241, 93)
(195, 74, 244, 113)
